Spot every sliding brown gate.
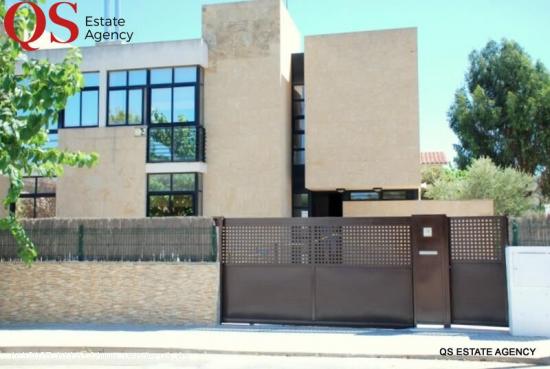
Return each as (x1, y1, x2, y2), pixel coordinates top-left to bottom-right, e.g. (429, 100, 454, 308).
(220, 215, 508, 327)
(221, 217, 414, 327)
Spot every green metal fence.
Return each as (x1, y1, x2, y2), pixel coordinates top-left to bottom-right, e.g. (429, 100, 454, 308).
(0, 218, 217, 262)
(510, 217, 550, 246)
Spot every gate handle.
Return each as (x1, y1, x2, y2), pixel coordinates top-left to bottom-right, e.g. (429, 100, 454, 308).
(419, 250, 438, 256)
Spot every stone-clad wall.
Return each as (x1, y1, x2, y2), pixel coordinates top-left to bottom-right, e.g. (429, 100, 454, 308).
(0, 262, 219, 325)
(202, 0, 300, 217)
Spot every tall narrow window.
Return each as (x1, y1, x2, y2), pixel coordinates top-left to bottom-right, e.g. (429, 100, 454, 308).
(147, 173, 202, 217)
(292, 84, 305, 166)
(62, 72, 99, 128)
(291, 53, 308, 217)
(147, 66, 203, 163)
(107, 69, 146, 126)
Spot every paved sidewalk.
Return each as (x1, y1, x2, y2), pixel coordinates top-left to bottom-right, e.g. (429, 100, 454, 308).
(0, 324, 549, 364)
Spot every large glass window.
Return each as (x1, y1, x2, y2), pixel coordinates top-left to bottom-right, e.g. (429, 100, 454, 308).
(148, 126, 203, 162)
(107, 69, 146, 126)
(148, 127, 172, 162)
(11, 177, 56, 218)
(62, 72, 99, 128)
(147, 173, 202, 217)
(149, 68, 198, 125)
(150, 88, 172, 123)
(147, 66, 202, 163)
(107, 67, 204, 163)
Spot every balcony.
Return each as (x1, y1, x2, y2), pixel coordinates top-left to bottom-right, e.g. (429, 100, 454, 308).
(147, 126, 205, 163)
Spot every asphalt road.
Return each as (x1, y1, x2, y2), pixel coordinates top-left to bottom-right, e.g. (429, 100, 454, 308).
(0, 353, 541, 369)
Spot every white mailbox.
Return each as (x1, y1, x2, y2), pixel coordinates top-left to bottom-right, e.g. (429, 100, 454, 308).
(506, 246, 550, 337)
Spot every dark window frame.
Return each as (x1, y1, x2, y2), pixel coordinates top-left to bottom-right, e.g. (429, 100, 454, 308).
(291, 53, 308, 217)
(146, 67, 204, 163)
(106, 69, 147, 126)
(148, 125, 205, 163)
(60, 71, 100, 129)
(146, 172, 202, 217)
(292, 84, 305, 165)
(149, 69, 198, 126)
(106, 67, 205, 163)
(9, 176, 56, 218)
(344, 189, 419, 201)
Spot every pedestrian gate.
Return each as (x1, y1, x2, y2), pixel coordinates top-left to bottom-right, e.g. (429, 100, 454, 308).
(220, 215, 508, 327)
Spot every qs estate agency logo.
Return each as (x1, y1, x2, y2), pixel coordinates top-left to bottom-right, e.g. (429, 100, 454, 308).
(4, 1, 79, 51)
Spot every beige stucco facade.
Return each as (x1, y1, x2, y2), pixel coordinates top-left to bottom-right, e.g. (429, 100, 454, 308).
(201, 0, 300, 217)
(20, 38, 210, 218)
(343, 200, 495, 217)
(56, 127, 146, 218)
(13, 0, 301, 219)
(304, 28, 420, 191)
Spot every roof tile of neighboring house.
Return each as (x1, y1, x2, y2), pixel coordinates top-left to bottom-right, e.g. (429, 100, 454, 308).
(420, 151, 448, 165)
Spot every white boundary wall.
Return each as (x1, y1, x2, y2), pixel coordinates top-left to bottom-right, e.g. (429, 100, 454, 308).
(506, 246, 550, 337)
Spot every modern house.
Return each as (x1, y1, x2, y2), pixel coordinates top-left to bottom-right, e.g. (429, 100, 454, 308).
(0, 0, 492, 219)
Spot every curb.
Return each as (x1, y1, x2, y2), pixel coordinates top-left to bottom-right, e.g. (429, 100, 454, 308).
(0, 347, 548, 365)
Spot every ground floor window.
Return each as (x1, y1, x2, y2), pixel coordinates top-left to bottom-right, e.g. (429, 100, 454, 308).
(11, 177, 56, 218)
(345, 189, 419, 201)
(147, 173, 202, 217)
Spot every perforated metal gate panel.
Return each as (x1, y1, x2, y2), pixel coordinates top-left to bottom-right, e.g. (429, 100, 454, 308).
(221, 218, 414, 327)
(341, 225, 411, 266)
(221, 220, 412, 266)
(449, 216, 508, 326)
(450, 217, 505, 262)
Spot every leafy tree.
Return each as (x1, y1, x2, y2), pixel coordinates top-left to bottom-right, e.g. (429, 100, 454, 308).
(420, 165, 463, 199)
(449, 39, 550, 195)
(0, 1, 98, 263)
(421, 165, 464, 187)
(539, 171, 550, 201)
(425, 158, 536, 216)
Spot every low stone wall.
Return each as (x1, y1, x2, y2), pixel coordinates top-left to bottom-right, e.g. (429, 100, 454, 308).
(0, 262, 219, 325)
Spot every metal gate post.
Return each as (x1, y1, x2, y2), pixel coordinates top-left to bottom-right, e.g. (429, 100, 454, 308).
(213, 217, 225, 325)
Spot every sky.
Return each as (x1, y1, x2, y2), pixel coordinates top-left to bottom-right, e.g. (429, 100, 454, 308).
(8, 0, 550, 162)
